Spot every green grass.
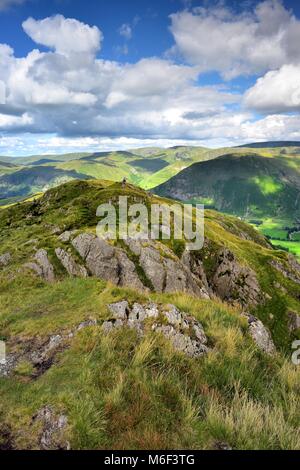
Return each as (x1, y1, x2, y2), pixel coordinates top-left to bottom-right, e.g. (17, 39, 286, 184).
(0, 179, 300, 449)
(271, 239, 300, 257)
(0, 278, 299, 450)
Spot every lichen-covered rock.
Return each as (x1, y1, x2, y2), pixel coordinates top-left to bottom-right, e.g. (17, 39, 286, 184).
(108, 301, 129, 320)
(55, 248, 88, 278)
(139, 245, 166, 292)
(103, 301, 208, 358)
(242, 313, 276, 355)
(58, 231, 75, 243)
(24, 249, 55, 283)
(115, 249, 145, 290)
(32, 406, 69, 450)
(72, 233, 119, 283)
(72, 234, 144, 289)
(212, 249, 261, 307)
(0, 252, 11, 267)
(124, 239, 210, 298)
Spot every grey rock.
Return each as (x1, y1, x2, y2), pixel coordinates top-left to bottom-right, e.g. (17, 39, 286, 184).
(288, 311, 300, 332)
(72, 234, 143, 289)
(33, 406, 69, 450)
(25, 250, 55, 283)
(125, 239, 210, 298)
(58, 231, 73, 243)
(0, 354, 17, 377)
(108, 301, 129, 320)
(144, 302, 159, 319)
(103, 302, 208, 358)
(270, 258, 300, 285)
(77, 319, 97, 331)
(155, 325, 208, 358)
(242, 313, 276, 355)
(139, 245, 165, 292)
(55, 248, 88, 278)
(163, 305, 182, 326)
(131, 303, 147, 321)
(116, 249, 145, 291)
(0, 252, 11, 267)
(72, 234, 119, 283)
(102, 321, 114, 333)
(212, 249, 261, 307)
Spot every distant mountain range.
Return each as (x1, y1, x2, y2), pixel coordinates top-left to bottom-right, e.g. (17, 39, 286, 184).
(1, 142, 300, 206)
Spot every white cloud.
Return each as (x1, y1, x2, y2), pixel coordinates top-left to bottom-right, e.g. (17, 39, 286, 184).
(0, 14, 239, 143)
(118, 23, 132, 40)
(170, 0, 300, 78)
(0, 0, 25, 11)
(1, 9, 299, 153)
(0, 112, 32, 129)
(244, 64, 300, 113)
(22, 15, 102, 55)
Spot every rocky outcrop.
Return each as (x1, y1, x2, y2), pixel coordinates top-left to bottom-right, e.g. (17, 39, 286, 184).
(72, 234, 144, 290)
(32, 406, 69, 450)
(212, 249, 261, 307)
(55, 248, 88, 278)
(270, 258, 300, 285)
(0, 252, 11, 267)
(103, 301, 209, 358)
(0, 319, 97, 378)
(242, 313, 276, 355)
(24, 249, 55, 283)
(58, 231, 75, 243)
(124, 239, 210, 298)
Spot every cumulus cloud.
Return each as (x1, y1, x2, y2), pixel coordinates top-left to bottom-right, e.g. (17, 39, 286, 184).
(22, 15, 102, 55)
(0, 14, 240, 142)
(0, 8, 298, 153)
(170, 0, 300, 78)
(244, 64, 300, 113)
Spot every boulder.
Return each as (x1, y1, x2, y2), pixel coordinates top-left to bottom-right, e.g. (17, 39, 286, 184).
(0, 252, 11, 267)
(212, 249, 261, 307)
(72, 234, 143, 289)
(124, 239, 210, 298)
(25, 249, 55, 283)
(115, 250, 145, 291)
(108, 301, 129, 320)
(72, 233, 119, 283)
(55, 248, 88, 278)
(242, 313, 276, 355)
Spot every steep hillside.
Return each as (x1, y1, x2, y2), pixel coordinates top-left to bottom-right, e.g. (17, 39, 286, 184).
(155, 151, 300, 258)
(0, 180, 299, 450)
(156, 153, 300, 218)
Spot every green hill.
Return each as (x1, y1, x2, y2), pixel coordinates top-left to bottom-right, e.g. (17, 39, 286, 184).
(0, 147, 211, 203)
(0, 180, 299, 450)
(155, 151, 300, 258)
(156, 152, 300, 218)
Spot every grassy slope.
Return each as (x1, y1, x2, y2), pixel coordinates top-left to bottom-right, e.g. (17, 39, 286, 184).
(156, 147, 300, 258)
(0, 147, 211, 205)
(0, 180, 299, 450)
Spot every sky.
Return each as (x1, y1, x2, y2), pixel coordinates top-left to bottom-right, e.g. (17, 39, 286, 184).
(0, 0, 300, 156)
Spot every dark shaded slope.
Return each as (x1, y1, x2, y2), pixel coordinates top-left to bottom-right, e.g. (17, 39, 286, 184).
(0, 166, 92, 199)
(155, 153, 300, 218)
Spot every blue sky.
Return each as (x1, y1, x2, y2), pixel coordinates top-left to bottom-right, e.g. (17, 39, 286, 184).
(0, 0, 300, 155)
